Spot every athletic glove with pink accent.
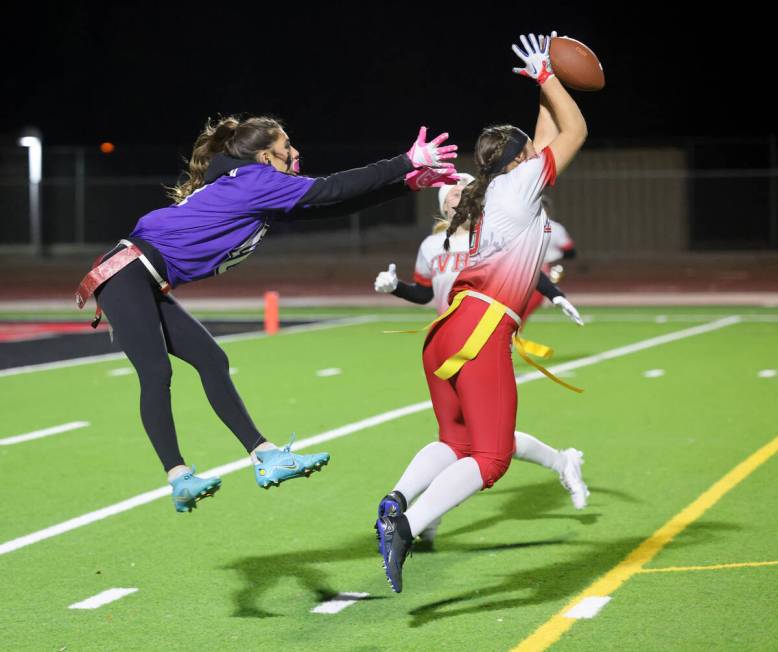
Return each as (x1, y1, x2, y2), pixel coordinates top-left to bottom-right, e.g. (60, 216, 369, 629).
(405, 167, 460, 191)
(406, 126, 458, 169)
(374, 263, 398, 293)
(553, 295, 584, 326)
(511, 32, 555, 85)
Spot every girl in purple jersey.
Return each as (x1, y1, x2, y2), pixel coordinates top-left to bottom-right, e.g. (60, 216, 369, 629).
(78, 115, 457, 513)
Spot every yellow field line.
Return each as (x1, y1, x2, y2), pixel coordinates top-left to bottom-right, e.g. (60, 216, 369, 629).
(640, 561, 778, 574)
(511, 435, 778, 652)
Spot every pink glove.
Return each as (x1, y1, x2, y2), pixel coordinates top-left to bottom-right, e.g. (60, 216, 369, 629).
(405, 167, 460, 191)
(406, 126, 458, 168)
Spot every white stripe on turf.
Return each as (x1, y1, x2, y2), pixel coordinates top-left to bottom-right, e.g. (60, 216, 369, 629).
(310, 592, 370, 614)
(68, 588, 138, 610)
(0, 421, 90, 447)
(0, 316, 377, 378)
(563, 596, 612, 619)
(0, 316, 740, 557)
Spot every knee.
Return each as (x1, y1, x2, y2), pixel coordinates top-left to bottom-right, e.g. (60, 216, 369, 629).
(473, 453, 511, 489)
(136, 359, 173, 388)
(193, 341, 230, 372)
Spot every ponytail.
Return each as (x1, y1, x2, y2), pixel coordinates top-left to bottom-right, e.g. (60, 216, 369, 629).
(168, 115, 283, 203)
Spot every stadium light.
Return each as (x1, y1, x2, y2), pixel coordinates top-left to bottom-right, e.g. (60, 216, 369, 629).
(18, 129, 43, 255)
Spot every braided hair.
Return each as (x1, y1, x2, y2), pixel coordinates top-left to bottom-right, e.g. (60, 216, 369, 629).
(443, 125, 528, 250)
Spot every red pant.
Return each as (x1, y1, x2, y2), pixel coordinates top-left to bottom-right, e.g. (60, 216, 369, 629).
(422, 297, 517, 489)
(519, 289, 544, 324)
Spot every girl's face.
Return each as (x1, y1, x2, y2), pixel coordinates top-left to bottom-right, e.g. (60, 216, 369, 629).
(258, 130, 301, 174)
(443, 185, 464, 219)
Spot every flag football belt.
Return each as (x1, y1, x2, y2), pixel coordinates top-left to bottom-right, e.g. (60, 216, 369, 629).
(387, 289, 583, 392)
(75, 239, 170, 328)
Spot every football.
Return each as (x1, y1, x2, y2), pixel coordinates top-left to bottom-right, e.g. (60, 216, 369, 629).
(549, 36, 605, 91)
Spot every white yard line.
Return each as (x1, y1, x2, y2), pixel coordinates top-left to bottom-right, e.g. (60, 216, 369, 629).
(68, 588, 138, 610)
(0, 421, 90, 447)
(563, 596, 612, 620)
(0, 316, 377, 378)
(310, 592, 370, 614)
(0, 316, 740, 558)
(316, 368, 342, 377)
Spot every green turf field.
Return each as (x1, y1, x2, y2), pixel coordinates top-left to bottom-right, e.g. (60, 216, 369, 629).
(1, 306, 777, 651)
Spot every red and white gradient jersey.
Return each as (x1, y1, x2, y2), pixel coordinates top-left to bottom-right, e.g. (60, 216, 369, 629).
(451, 147, 557, 316)
(413, 230, 470, 315)
(545, 219, 574, 263)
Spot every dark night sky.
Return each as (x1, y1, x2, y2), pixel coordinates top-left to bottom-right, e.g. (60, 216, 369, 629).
(3, 2, 772, 151)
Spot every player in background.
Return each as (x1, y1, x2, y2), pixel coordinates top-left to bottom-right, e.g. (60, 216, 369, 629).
(374, 174, 583, 325)
(373, 174, 587, 547)
(374, 32, 588, 592)
(76, 116, 457, 513)
(519, 193, 578, 322)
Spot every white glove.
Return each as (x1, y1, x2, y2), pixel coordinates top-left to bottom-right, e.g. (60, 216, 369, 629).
(553, 295, 584, 326)
(511, 32, 555, 85)
(374, 263, 398, 293)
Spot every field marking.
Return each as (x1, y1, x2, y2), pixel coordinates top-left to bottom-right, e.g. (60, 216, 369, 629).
(758, 369, 776, 378)
(108, 367, 134, 377)
(316, 367, 342, 377)
(0, 316, 377, 378)
(513, 316, 740, 385)
(68, 588, 138, 610)
(511, 434, 778, 652)
(563, 596, 612, 620)
(0, 421, 90, 447)
(310, 592, 370, 614)
(640, 560, 778, 574)
(642, 369, 666, 378)
(0, 316, 740, 558)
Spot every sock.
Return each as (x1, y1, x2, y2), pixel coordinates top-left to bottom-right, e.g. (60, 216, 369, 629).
(393, 441, 458, 504)
(167, 465, 191, 482)
(513, 431, 565, 473)
(405, 457, 483, 537)
(250, 441, 279, 463)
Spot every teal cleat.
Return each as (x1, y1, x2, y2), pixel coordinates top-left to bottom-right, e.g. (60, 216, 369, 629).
(253, 435, 330, 489)
(170, 467, 221, 513)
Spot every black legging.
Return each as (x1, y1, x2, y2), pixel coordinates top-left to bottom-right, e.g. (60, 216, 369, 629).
(95, 242, 265, 470)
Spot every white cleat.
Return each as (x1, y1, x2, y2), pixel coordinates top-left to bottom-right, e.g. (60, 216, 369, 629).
(559, 448, 589, 510)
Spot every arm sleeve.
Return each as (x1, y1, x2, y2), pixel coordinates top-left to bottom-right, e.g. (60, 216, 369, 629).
(240, 166, 317, 213)
(536, 271, 565, 300)
(296, 155, 414, 207)
(285, 182, 411, 221)
(412, 240, 433, 287)
(392, 281, 434, 305)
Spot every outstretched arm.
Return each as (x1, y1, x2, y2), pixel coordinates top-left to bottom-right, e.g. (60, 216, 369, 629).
(295, 127, 458, 209)
(512, 32, 587, 174)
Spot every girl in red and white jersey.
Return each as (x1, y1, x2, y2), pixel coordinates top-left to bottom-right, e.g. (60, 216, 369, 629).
(373, 175, 587, 549)
(375, 32, 588, 592)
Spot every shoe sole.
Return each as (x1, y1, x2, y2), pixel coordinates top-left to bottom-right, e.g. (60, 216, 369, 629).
(174, 481, 222, 513)
(258, 458, 330, 489)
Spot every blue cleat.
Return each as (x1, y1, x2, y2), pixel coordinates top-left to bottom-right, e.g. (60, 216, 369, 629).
(375, 514, 413, 593)
(170, 467, 221, 513)
(377, 490, 407, 519)
(253, 435, 330, 489)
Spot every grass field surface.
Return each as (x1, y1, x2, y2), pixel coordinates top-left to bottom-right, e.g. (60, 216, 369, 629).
(1, 305, 776, 651)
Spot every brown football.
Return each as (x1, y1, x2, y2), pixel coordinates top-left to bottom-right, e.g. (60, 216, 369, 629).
(549, 36, 605, 91)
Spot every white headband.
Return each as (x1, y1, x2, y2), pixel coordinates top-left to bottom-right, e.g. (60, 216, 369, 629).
(437, 172, 475, 217)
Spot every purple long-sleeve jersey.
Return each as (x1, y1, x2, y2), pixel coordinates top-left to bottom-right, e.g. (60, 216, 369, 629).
(130, 164, 314, 287)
